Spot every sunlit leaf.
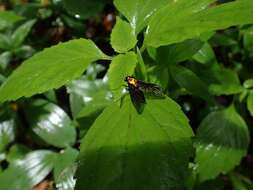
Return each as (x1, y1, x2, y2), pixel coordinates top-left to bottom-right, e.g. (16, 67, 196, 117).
(0, 150, 57, 190)
(25, 99, 76, 148)
(108, 52, 137, 99)
(0, 120, 15, 152)
(54, 147, 79, 190)
(145, 0, 253, 47)
(0, 39, 109, 102)
(110, 17, 137, 53)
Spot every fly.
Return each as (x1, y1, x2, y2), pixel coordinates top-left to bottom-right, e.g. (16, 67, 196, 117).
(124, 76, 164, 112)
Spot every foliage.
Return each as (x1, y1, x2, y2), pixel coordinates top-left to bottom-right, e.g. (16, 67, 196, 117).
(0, 0, 253, 190)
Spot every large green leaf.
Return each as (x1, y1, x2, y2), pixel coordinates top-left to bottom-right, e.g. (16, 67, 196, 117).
(145, 0, 253, 47)
(11, 19, 36, 49)
(0, 150, 57, 190)
(169, 65, 213, 102)
(0, 120, 15, 152)
(0, 38, 109, 103)
(110, 17, 137, 53)
(25, 99, 76, 148)
(108, 52, 137, 99)
(114, 0, 171, 34)
(75, 96, 193, 190)
(194, 106, 250, 182)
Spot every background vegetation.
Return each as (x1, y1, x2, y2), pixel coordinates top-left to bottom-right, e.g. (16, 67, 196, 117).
(0, 0, 253, 190)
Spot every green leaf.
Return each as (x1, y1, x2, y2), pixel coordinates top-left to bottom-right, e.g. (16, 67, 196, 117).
(75, 96, 193, 190)
(63, 0, 106, 19)
(6, 144, 31, 162)
(0, 120, 15, 152)
(156, 39, 204, 64)
(68, 76, 112, 119)
(247, 91, 253, 116)
(11, 19, 36, 49)
(243, 26, 253, 53)
(243, 79, 253, 89)
(0, 38, 109, 103)
(25, 99, 76, 148)
(145, 0, 253, 47)
(114, 0, 171, 34)
(54, 147, 79, 190)
(0, 11, 23, 30)
(0, 34, 10, 50)
(0, 51, 12, 71)
(110, 17, 137, 53)
(194, 106, 250, 182)
(192, 63, 244, 95)
(169, 65, 213, 102)
(193, 43, 216, 64)
(0, 150, 57, 190)
(108, 52, 137, 99)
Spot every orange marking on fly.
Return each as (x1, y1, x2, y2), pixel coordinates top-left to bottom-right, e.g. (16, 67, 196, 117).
(125, 76, 138, 87)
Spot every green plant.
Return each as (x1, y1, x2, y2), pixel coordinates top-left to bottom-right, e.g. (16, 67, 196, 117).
(0, 0, 253, 190)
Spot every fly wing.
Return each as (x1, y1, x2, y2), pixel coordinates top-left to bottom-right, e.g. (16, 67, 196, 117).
(128, 85, 146, 105)
(137, 80, 164, 97)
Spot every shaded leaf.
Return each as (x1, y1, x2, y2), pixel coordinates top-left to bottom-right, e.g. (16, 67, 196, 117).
(110, 17, 137, 53)
(6, 144, 31, 162)
(156, 39, 204, 64)
(75, 96, 193, 190)
(0, 11, 23, 30)
(0, 150, 57, 190)
(25, 99, 76, 148)
(0, 39, 109, 102)
(170, 65, 213, 102)
(145, 0, 253, 47)
(0, 120, 15, 152)
(11, 19, 36, 48)
(63, 0, 107, 19)
(247, 91, 253, 116)
(54, 147, 79, 190)
(194, 106, 249, 182)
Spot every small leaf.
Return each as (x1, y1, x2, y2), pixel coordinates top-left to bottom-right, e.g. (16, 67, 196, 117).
(156, 39, 204, 64)
(75, 96, 193, 190)
(11, 19, 36, 48)
(0, 51, 12, 71)
(0, 150, 57, 190)
(169, 65, 213, 102)
(145, 0, 253, 47)
(193, 43, 216, 64)
(0, 34, 10, 50)
(6, 144, 31, 162)
(114, 0, 171, 34)
(54, 147, 79, 190)
(0, 11, 23, 30)
(247, 91, 253, 116)
(63, 0, 106, 19)
(243, 79, 253, 89)
(67, 75, 112, 119)
(243, 26, 253, 53)
(110, 17, 137, 53)
(194, 106, 250, 182)
(0, 120, 15, 152)
(25, 99, 76, 148)
(108, 52, 137, 99)
(0, 38, 109, 103)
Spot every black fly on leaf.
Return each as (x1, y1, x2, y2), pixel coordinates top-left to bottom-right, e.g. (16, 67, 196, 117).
(124, 76, 164, 113)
